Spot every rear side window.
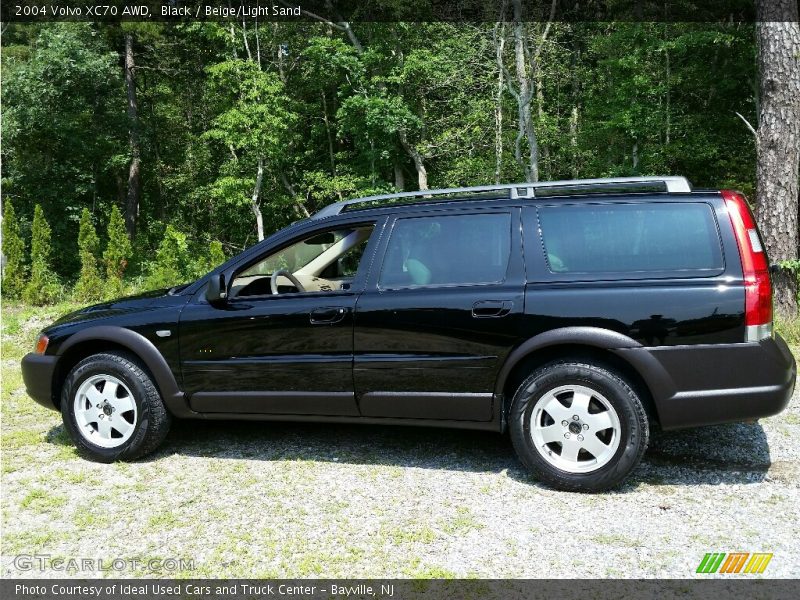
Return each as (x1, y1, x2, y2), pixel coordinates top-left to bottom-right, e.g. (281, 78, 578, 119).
(380, 213, 511, 288)
(538, 203, 723, 275)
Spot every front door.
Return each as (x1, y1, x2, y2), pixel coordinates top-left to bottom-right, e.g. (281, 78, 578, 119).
(179, 220, 381, 416)
(354, 208, 525, 421)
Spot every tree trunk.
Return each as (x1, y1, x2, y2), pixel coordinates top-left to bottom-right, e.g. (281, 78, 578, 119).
(251, 156, 265, 241)
(512, 0, 538, 183)
(241, 20, 253, 62)
(280, 170, 311, 218)
(338, 20, 364, 53)
(124, 33, 141, 241)
(254, 18, 262, 69)
(535, 62, 548, 180)
(229, 22, 238, 59)
(494, 16, 507, 184)
(755, 4, 800, 317)
(394, 159, 405, 191)
(665, 41, 671, 146)
(502, 0, 554, 183)
(570, 45, 580, 178)
(116, 172, 126, 209)
(322, 92, 337, 175)
(399, 130, 428, 191)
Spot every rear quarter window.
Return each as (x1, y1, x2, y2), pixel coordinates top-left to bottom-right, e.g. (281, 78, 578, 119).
(538, 203, 723, 276)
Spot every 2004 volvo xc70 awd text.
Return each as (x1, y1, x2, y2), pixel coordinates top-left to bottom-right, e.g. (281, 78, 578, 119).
(21, 177, 796, 492)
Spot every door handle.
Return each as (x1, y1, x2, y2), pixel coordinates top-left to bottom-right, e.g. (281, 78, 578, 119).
(472, 300, 513, 318)
(310, 306, 348, 324)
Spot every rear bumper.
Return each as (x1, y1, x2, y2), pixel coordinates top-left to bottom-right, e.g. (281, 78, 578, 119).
(21, 353, 59, 411)
(617, 334, 796, 430)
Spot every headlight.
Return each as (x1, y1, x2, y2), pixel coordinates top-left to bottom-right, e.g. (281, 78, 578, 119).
(34, 333, 49, 354)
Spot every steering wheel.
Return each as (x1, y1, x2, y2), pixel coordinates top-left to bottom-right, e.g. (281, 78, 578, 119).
(271, 269, 306, 295)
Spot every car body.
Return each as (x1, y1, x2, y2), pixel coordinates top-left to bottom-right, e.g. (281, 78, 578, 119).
(21, 176, 796, 491)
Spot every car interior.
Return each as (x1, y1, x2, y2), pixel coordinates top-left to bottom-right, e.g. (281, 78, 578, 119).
(379, 213, 511, 288)
(230, 225, 374, 298)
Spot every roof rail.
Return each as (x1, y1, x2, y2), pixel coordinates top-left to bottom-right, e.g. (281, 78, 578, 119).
(311, 176, 692, 219)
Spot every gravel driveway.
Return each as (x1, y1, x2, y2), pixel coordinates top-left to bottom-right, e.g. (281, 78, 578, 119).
(2, 306, 798, 578)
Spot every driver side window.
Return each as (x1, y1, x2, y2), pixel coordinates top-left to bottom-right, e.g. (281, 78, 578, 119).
(232, 224, 375, 298)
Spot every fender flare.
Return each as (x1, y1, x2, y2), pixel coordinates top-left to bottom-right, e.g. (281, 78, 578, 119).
(493, 326, 675, 423)
(57, 326, 194, 417)
(494, 327, 642, 396)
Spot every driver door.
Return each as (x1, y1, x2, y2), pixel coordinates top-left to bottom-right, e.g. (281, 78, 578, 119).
(178, 219, 381, 416)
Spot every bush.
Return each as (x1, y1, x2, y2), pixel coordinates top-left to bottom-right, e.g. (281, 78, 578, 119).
(22, 205, 61, 305)
(775, 315, 800, 347)
(73, 208, 103, 301)
(145, 225, 192, 290)
(1, 199, 26, 298)
(103, 205, 132, 299)
(193, 240, 227, 277)
(779, 259, 800, 295)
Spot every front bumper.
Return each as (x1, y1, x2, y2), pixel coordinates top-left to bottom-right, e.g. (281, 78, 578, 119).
(618, 334, 796, 430)
(21, 353, 59, 411)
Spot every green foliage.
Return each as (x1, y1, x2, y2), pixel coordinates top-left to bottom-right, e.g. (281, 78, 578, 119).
(779, 259, 800, 274)
(1, 199, 27, 298)
(775, 313, 800, 347)
(73, 208, 103, 301)
(194, 240, 227, 277)
(0, 21, 775, 305)
(202, 59, 299, 236)
(779, 259, 800, 303)
(145, 225, 192, 290)
(2, 23, 124, 276)
(578, 23, 756, 190)
(103, 205, 132, 299)
(338, 95, 420, 144)
(205, 60, 295, 157)
(144, 229, 227, 287)
(22, 205, 61, 305)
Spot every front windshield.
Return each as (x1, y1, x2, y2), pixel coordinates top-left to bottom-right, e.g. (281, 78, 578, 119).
(240, 229, 353, 276)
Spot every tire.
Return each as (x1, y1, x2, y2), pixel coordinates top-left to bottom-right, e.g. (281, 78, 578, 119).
(61, 352, 171, 462)
(509, 361, 649, 492)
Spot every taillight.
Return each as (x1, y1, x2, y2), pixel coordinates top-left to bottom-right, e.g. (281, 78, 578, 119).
(722, 190, 772, 342)
(34, 333, 49, 354)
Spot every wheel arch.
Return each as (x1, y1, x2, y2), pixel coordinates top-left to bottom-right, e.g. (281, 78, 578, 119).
(495, 327, 668, 428)
(53, 326, 191, 417)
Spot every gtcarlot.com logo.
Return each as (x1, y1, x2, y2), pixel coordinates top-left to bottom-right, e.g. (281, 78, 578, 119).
(13, 554, 194, 573)
(696, 552, 773, 574)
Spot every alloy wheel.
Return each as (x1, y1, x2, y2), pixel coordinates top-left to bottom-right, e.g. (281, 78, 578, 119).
(529, 384, 621, 474)
(73, 374, 138, 449)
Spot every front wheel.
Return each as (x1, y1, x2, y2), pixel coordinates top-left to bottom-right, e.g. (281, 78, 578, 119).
(509, 361, 649, 492)
(61, 352, 171, 462)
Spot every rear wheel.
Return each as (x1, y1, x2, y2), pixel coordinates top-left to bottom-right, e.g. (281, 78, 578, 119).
(509, 361, 649, 492)
(61, 352, 171, 462)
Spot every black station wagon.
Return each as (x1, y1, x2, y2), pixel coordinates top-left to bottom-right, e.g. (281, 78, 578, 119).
(21, 176, 796, 491)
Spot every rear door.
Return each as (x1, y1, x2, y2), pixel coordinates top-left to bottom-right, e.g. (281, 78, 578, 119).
(353, 207, 525, 421)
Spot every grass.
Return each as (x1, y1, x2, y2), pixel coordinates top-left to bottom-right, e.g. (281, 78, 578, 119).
(148, 511, 182, 528)
(591, 533, 643, 547)
(389, 525, 437, 545)
(20, 489, 68, 512)
(775, 314, 800, 346)
(440, 507, 484, 535)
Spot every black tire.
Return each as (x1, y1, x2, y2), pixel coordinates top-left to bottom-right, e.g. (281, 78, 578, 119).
(509, 361, 649, 493)
(61, 352, 171, 462)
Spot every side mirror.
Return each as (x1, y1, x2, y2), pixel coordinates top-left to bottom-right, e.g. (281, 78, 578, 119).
(206, 273, 228, 305)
